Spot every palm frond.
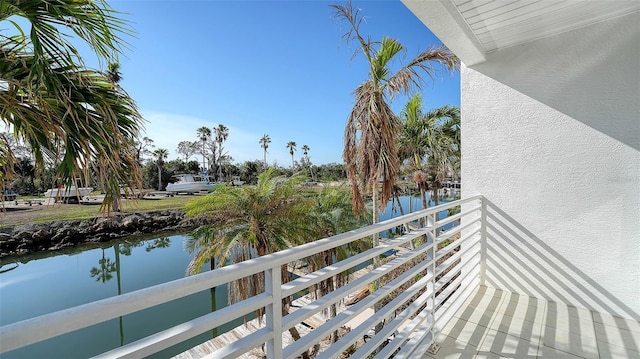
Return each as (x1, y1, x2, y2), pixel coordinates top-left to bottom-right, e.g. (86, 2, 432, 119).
(384, 45, 459, 99)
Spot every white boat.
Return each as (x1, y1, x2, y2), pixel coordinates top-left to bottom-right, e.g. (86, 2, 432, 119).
(166, 173, 217, 194)
(45, 186, 93, 203)
(229, 176, 245, 186)
(1, 189, 18, 201)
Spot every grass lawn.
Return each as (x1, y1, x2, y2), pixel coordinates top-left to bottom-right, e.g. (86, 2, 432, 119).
(1, 195, 196, 227)
(1, 184, 348, 228)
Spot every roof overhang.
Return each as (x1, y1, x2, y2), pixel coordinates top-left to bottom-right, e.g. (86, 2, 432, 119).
(401, 0, 640, 66)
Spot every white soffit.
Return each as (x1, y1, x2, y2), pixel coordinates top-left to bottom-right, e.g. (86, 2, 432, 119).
(402, 0, 640, 65)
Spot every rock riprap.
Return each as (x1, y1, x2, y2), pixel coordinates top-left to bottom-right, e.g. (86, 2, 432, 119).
(0, 210, 191, 258)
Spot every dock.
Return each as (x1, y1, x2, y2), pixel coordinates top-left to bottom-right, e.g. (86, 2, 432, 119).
(172, 265, 380, 359)
(171, 304, 315, 359)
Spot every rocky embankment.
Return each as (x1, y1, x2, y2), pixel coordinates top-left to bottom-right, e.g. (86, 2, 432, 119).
(0, 210, 200, 258)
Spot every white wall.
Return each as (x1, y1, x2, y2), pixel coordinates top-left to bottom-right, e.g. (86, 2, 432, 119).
(462, 13, 639, 319)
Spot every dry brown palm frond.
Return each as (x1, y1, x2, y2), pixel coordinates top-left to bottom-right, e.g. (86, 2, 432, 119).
(343, 80, 400, 213)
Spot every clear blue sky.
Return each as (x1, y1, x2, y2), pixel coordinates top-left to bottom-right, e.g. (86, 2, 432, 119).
(110, 0, 460, 166)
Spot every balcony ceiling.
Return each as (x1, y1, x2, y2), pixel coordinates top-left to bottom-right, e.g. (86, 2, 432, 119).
(402, 0, 640, 65)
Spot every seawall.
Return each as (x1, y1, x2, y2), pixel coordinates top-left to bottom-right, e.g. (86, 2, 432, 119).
(0, 210, 199, 258)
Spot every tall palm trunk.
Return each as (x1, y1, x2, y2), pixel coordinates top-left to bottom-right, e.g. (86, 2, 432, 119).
(202, 141, 206, 171)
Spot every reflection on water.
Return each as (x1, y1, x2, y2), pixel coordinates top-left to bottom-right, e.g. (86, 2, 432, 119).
(0, 232, 230, 359)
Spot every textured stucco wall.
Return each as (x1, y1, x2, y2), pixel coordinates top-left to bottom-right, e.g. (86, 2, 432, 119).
(462, 13, 639, 319)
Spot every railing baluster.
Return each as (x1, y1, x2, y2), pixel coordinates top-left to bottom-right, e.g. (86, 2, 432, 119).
(264, 267, 283, 358)
(480, 196, 487, 285)
(427, 213, 437, 341)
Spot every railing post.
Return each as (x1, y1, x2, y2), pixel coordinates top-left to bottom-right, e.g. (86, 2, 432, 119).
(264, 267, 283, 358)
(480, 196, 487, 285)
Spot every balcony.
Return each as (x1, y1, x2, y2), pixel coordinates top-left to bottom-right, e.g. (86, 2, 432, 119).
(1, 196, 638, 358)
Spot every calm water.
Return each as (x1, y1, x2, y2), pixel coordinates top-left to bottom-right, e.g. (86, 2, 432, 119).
(0, 233, 230, 358)
(0, 194, 451, 358)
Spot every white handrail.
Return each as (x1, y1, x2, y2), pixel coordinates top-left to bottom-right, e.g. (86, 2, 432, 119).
(0, 196, 484, 358)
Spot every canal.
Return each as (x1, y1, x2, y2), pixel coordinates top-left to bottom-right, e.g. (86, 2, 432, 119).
(0, 193, 452, 358)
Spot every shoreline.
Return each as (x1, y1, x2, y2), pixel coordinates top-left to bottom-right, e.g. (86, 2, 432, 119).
(0, 209, 198, 259)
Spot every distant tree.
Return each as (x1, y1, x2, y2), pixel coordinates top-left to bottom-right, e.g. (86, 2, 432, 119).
(185, 160, 201, 173)
(153, 148, 169, 190)
(176, 141, 198, 163)
(206, 139, 217, 175)
(196, 127, 212, 171)
(222, 162, 240, 180)
(106, 62, 122, 84)
(214, 124, 229, 181)
(141, 162, 156, 190)
(239, 160, 262, 184)
(286, 141, 297, 171)
(315, 163, 347, 181)
(301, 144, 314, 180)
(135, 137, 155, 165)
(216, 154, 233, 181)
(12, 157, 35, 194)
(259, 134, 271, 167)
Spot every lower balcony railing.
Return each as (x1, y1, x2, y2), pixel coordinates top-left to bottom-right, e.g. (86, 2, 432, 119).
(0, 195, 485, 358)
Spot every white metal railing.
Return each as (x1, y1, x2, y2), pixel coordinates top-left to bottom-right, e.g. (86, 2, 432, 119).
(0, 196, 485, 358)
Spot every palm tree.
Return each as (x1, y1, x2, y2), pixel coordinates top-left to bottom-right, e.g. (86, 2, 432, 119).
(399, 94, 429, 210)
(286, 141, 297, 170)
(185, 168, 311, 272)
(399, 97, 460, 209)
(423, 106, 460, 206)
(185, 168, 313, 358)
(0, 0, 143, 214)
(153, 148, 168, 190)
(214, 124, 229, 181)
(333, 1, 458, 340)
(332, 1, 459, 218)
(259, 134, 271, 167)
(301, 144, 314, 180)
(106, 62, 122, 84)
(196, 127, 212, 171)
